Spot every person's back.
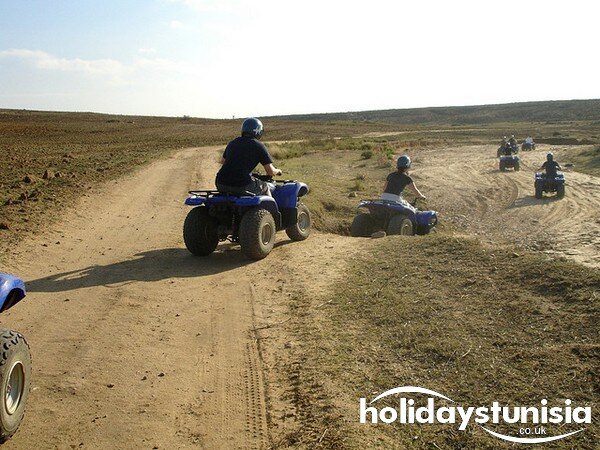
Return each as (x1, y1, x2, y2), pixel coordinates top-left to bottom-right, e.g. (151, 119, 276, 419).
(216, 136, 271, 187)
(215, 117, 282, 196)
(380, 155, 426, 206)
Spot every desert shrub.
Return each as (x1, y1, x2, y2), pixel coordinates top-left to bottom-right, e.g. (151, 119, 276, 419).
(380, 145, 395, 160)
(350, 179, 364, 191)
(360, 150, 373, 159)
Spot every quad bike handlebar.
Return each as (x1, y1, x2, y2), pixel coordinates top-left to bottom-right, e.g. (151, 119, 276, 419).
(252, 173, 295, 184)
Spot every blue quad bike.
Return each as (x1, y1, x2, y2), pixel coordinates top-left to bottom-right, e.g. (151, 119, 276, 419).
(0, 273, 31, 443)
(183, 174, 311, 259)
(521, 141, 536, 151)
(535, 172, 565, 199)
(497, 142, 519, 158)
(499, 154, 521, 171)
(350, 198, 438, 237)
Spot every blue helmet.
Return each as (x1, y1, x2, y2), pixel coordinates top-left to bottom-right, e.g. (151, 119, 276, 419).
(241, 117, 263, 139)
(546, 152, 554, 161)
(396, 155, 411, 169)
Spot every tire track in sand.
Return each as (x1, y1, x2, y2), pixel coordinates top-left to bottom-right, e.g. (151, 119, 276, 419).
(2, 147, 271, 449)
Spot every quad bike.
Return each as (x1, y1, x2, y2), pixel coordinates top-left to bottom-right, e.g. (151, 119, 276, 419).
(496, 142, 519, 158)
(499, 154, 521, 171)
(350, 198, 438, 237)
(0, 273, 31, 443)
(521, 141, 536, 151)
(183, 174, 310, 260)
(535, 172, 565, 199)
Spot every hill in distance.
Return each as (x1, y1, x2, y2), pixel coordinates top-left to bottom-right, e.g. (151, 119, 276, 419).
(266, 98, 600, 126)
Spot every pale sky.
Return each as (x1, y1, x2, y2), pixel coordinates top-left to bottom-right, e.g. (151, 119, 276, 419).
(1, 0, 598, 118)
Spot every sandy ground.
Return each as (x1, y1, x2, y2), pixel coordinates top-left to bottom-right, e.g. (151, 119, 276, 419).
(415, 144, 600, 267)
(1, 147, 354, 449)
(1, 143, 598, 449)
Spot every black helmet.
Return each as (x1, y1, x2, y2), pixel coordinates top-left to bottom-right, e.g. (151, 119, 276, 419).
(397, 155, 411, 169)
(241, 117, 263, 139)
(546, 152, 554, 161)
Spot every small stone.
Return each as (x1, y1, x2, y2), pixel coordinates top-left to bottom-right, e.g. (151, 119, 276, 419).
(43, 169, 54, 180)
(55, 172, 63, 178)
(23, 174, 36, 183)
(0, 222, 10, 230)
(158, 372, 165, 377)
(371, 231, 387, 239)
(106, 384, 114, 388)
(348, 191, 358, 198)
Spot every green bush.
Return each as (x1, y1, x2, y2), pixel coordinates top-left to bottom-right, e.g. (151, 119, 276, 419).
(360, 150, 373, 160)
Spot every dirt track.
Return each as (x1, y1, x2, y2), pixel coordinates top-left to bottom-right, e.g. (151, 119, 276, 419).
(416, 144, 600, 267)
(1, 143, 598, 449)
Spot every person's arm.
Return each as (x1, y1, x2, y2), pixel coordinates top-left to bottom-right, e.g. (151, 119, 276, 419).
(219, 147, 228, 165)
(407, 182, 426, 199)
(263, 163, 282, 176)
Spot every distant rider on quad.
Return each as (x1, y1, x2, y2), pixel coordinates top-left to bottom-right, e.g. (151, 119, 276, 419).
(215, 118, 282, 196)
(539, 152, 562, 178)
(381, 155, 426, 208)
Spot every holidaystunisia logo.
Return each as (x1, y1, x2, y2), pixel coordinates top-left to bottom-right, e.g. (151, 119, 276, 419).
(359, 386, 591, 444)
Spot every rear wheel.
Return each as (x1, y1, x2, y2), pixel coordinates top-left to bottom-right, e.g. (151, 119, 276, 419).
(286, 203, 311, 241)
(183, 207, 219, 256)
(387, 215, 414, 236)
(499, 161, 505, 171)
(239, 208, 276, 260)
(556, 184, 565, 199)
(0, 330, 31, 443)
(350, 213, 374, 237)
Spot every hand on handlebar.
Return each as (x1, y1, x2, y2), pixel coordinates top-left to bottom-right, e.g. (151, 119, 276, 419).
(274, 169, 283, 176)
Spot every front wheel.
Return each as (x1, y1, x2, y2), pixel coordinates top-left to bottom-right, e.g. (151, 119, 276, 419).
(387, 215, 414, 236)
(535, 184, 543, 199)
(556, 184, 565, 199)
(514, 161, 520, 171)
(0, 330, 31, 443)
(286, 203, 311, 241)
(239, 208, 276, 260)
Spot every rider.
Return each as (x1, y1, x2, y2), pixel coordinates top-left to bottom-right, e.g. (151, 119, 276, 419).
(380, 155, 426, 207)
(500, 136, 508, 149)
(539, 152, 562, 178)
(216, 118, 282, 195)
(508, 135, 517, 147)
